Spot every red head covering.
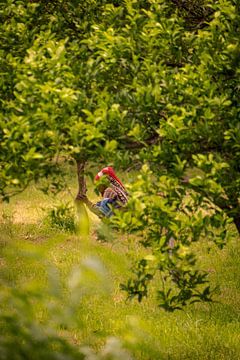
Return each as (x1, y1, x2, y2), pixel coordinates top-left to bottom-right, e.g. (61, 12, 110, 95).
(95, 166, 128, 204)
(95, 166, 125, 189)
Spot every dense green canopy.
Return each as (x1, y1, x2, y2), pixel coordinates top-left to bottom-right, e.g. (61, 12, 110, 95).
(1, 0, 239, 309)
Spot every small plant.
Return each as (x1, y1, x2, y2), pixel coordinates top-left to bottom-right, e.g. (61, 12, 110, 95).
(46, 203, 76, 233)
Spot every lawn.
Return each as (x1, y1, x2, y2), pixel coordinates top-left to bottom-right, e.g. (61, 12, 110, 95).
(0, 168, 240, 359)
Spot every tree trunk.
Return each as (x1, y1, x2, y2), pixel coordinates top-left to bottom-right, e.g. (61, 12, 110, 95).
(233, 215, 240, 235)
(221, 192, 240, 236)
(75, 160, 89, 236)
(76, 160, 87, 197)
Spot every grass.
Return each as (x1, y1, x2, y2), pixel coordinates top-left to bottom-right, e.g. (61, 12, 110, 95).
(0, 171, 240, 359)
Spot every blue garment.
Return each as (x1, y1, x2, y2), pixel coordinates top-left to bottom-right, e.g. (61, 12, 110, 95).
(95, 198, 116, 217)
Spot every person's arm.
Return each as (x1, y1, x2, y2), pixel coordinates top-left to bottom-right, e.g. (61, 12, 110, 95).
(76, 194, 103, 218)
(103, 187, 117, 200)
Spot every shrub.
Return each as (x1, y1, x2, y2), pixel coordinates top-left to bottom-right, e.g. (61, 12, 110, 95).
(46, 203, 76, 233)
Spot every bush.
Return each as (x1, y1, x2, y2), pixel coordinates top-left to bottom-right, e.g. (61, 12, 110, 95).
(46, 203, 76, 233)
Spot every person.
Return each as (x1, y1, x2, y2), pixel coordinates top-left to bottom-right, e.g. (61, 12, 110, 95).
(79, 166, 128, 218)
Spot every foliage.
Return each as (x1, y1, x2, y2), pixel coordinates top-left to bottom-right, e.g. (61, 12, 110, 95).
(45, 202, 76, 233)
(0, 0, 239, 311)
(113, 165, 232, 310)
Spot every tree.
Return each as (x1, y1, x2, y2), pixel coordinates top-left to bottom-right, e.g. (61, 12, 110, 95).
(0, 0, 239, 310)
